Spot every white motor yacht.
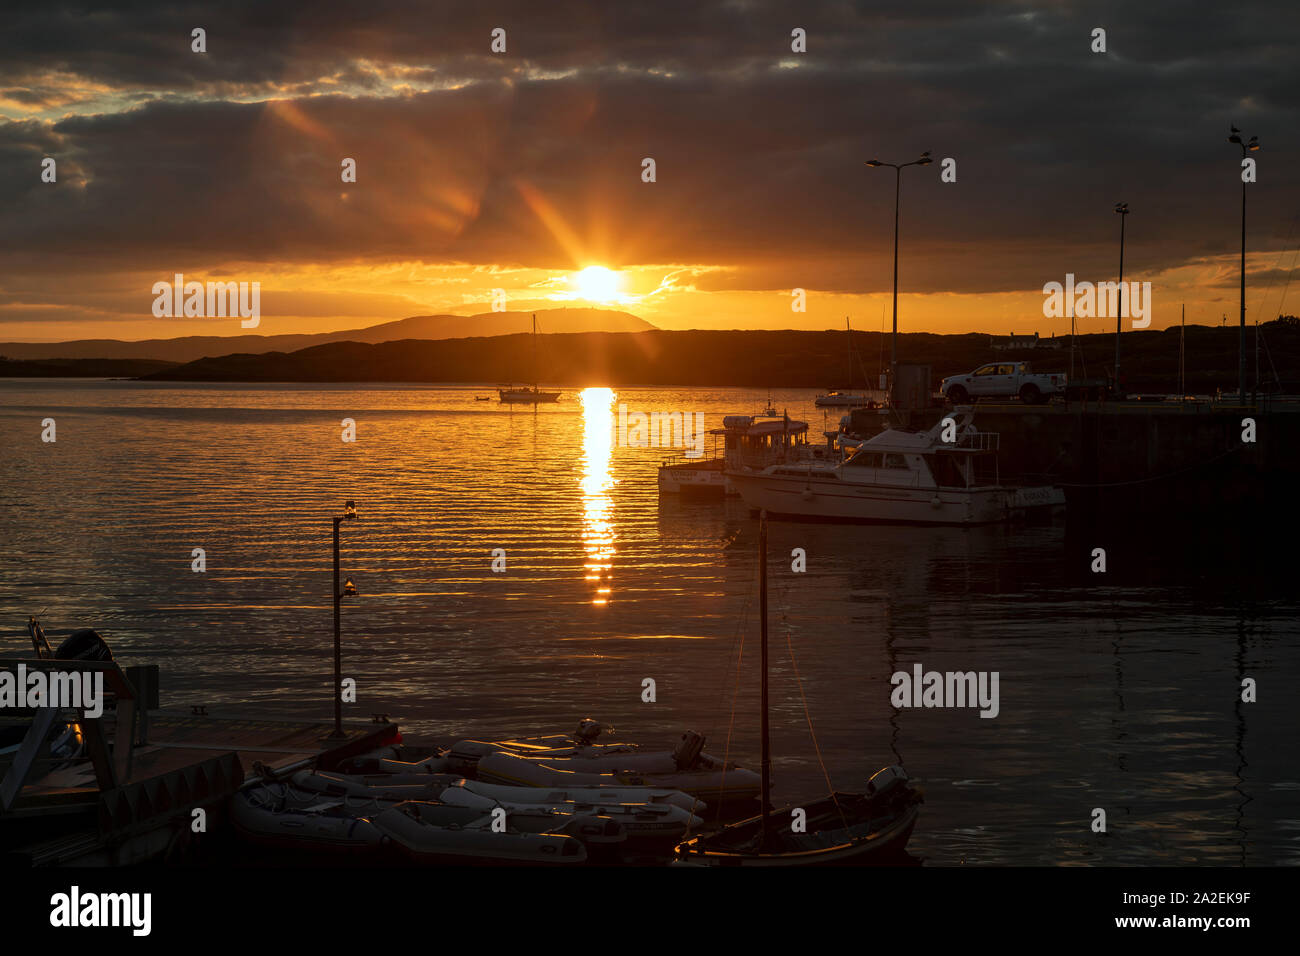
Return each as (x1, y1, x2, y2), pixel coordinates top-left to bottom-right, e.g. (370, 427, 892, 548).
(727, 407, 1065, 524)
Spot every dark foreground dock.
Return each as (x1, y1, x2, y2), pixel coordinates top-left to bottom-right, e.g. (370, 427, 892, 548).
(1, 657, 398, 866)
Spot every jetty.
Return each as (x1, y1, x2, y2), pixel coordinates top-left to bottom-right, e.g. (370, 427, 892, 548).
(0, 656, 398, 866)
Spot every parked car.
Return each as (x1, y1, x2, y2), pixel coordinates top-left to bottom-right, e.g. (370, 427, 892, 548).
(941, 362, 1065, 405)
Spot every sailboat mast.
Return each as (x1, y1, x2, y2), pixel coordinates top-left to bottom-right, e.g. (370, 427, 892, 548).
(845, 316, 852, 388)
(758, 511, 771, 847)
(531, 313, 538, 391)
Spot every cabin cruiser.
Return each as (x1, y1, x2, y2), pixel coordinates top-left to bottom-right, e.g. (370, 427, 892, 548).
(726, 407, 1065, 524)
(657, 413, 811, 496)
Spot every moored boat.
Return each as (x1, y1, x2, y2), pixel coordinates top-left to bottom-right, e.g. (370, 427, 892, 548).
(673, 515, 923, 866)
(727, 406, 1065, 524)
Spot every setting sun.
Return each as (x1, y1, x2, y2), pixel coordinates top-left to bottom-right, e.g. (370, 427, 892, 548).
(572, 266, 621, 303)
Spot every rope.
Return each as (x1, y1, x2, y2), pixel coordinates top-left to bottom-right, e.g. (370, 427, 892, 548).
(774, 581, 849, 832)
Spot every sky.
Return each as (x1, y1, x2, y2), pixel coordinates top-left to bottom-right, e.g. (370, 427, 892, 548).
(1, 0, 1297, 342)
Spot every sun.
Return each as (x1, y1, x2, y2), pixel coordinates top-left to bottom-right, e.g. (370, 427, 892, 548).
(572, 265, 621, 303)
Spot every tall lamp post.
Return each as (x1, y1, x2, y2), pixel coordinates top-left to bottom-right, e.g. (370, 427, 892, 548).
(1113, 202, 1129, 395)
(1228, 128, 1260, 403)
(331, 499, 357, 738)
(865, 152, 933, 409)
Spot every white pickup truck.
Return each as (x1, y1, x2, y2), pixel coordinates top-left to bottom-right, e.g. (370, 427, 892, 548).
(941, 362, 1065, 405)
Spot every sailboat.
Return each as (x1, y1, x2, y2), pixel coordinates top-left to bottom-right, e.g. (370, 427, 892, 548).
(498, 314, 561, 404)
(815, 317, 878, 407)
(674, 513, 922, 865)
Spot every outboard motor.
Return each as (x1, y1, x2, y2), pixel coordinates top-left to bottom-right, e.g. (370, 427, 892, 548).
(573, 718, 607, 746)
(54, 628, 114, 662)
(672, 731, 705, 771)
(866, 765, 908, 799)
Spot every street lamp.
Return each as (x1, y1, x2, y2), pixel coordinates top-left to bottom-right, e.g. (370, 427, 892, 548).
(1228, 127, 1260, 403)
(331, 499, 357, 738)
(1113, 202, 1129, 396)
(866, 152, 933, 409)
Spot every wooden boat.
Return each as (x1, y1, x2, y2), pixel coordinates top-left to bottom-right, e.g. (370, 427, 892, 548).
(674, 514, 922, 865)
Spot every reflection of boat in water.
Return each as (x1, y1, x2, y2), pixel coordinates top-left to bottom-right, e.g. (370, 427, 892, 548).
(675, 514, 922, 866)
(728, 407, 1065, 525)
(499, 315, 560, 403)
(657, 414, 810, 497)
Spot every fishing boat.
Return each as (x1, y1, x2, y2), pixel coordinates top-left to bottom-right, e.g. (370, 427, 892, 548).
(499, 314, 561, 403)
(727, 406, 1065, 524)
(657, 414, 810, 497)
(674, 514, 922, 866)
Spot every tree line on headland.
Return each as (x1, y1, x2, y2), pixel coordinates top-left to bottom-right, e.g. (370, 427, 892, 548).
(5, 321, 1299, 393)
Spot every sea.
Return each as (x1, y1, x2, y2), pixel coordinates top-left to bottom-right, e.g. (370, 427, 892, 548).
(1, 379, 1296, 865)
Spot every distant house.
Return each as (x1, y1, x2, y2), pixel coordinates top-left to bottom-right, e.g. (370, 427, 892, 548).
(989, 332, 1039, 351)
(989, 332, 1066, 351)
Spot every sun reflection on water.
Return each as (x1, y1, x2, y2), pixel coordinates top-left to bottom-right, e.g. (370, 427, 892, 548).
(580, 387, 617, 605)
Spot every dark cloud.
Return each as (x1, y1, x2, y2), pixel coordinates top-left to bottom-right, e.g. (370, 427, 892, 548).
(0, 0, 1295, 311)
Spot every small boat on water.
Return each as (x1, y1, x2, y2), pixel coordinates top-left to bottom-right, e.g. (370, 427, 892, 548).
(657, 414, 811, 497)
(674, 515, 923, 866)
(468, 745, 761, 809)
(814, 389, 882, 408)
(727, 406, 1065, 524)
(373, 802, 589, 865)
(231, 784, 389, 855)
(814, 317, 883, 408)
(249, 774, 625, 861)
(499, 314, 560, 403)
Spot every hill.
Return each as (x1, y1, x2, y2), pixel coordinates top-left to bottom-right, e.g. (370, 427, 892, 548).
(0, 308, 651, 363)
(136, 324, 1300, 392)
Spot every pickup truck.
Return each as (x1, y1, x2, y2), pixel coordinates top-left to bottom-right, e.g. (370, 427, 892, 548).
(940, 362, 1065, 405)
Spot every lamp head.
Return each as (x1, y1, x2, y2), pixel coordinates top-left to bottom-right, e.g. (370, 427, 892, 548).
(343, 577, 357, 596)
(865, 159, 883, 167)
(343, 500, 357, 520)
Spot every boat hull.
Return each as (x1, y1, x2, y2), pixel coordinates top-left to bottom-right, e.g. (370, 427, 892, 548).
(728, 471, 1014, 525)
(499, 388, 560, 403)
(657, 460, 733, 496)
(675, 781, 921, 867)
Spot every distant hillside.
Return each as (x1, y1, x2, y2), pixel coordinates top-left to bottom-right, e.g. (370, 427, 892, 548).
(0, 357, 179, 378)
(137, 324, 1300, 391)
(0, 308, 652, 363)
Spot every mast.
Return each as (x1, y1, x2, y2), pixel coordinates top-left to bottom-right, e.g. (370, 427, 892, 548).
(531, 313, 538, 392)
(1179, 304, 1186, 402)
(846, 316, 852, 389)
(758, 511, 771, 848)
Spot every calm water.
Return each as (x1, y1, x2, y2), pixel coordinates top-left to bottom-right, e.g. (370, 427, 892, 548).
(1, 379, 1297, 866)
